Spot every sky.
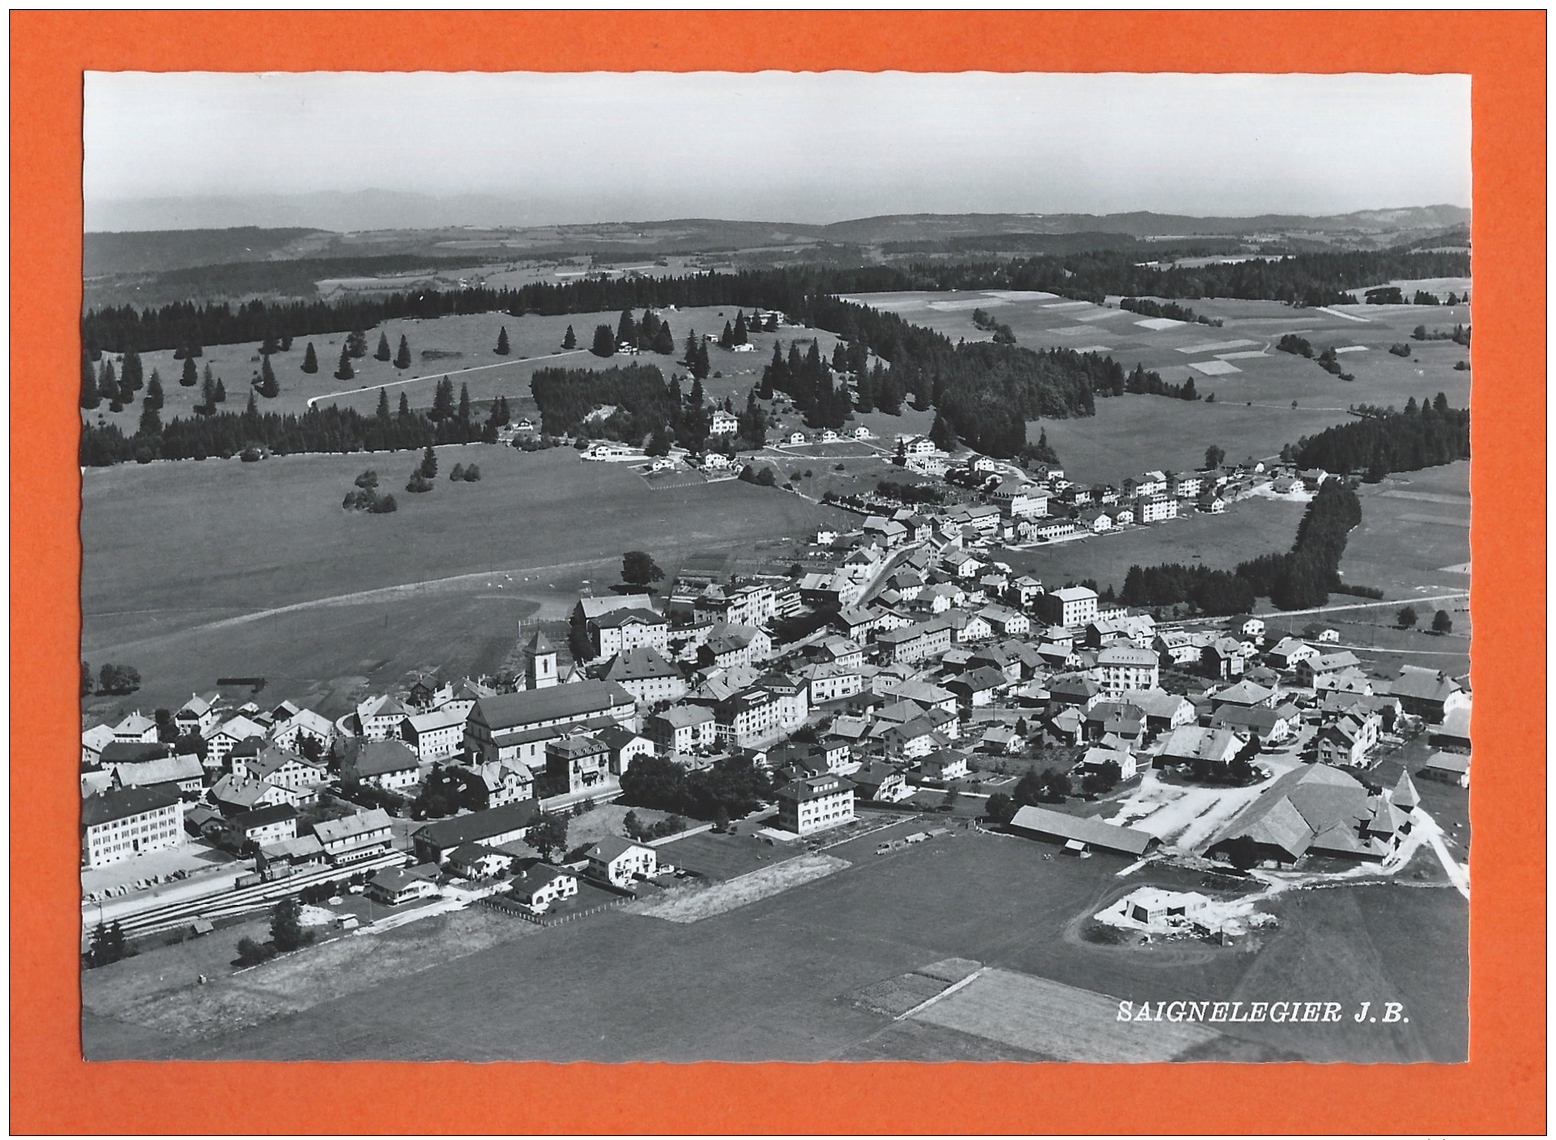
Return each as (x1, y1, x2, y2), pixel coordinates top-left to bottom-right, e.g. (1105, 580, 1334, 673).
(84, 71, 1472, 231)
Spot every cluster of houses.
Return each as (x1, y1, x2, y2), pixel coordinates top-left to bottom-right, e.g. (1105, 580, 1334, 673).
(81, 463, 1468, 895)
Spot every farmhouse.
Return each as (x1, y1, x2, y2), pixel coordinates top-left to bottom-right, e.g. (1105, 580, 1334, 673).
(1007, 804, 1157, 857)
(111, 711, 159, 745)
(1421, 751, 1470, 787)
(1207, 762, 1402, 866)
(1156, 726, 1242, 772)
(108, 752, 205, 797)
(174, 692, 224, 737)
(1076, 745, 1138, 782)
(1385, 667, 1471, 723)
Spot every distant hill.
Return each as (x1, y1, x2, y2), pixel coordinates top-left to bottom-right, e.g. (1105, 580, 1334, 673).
(84, 227, 329, 276)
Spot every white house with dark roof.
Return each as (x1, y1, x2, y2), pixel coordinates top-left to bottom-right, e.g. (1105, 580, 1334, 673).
(111, 712, 159, 745)
(584, 837, 658, 888)
(402, 706, 468, 762)
(342, 738, 422, 793)
(81, 787, 186, 867)
(645, 705, 717, 754)
(313, 808, 395, 865)
(354, 695, 412, 741)
(776, 774, 856, 835)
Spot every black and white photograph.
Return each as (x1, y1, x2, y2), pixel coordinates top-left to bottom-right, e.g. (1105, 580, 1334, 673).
(78, 69, 1472, 1064)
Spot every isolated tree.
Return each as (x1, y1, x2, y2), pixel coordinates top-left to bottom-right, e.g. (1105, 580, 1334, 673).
(335, 346, 354, 381)
(419, 445, 438, 479)
(376, 388, 391, 420)
(346, 329, 368, 358)
(617, 309, 638, 347)
(301, 342, 319, 374)
(449, 462, 466, 482)
(985, 792, 1017, 825)
(394, 335, 411, 369)
(145, 371, 164, 409)
(622, 550, 665, 588)
(496, 325, 510, 355)
(462, 463, 481, 482)
(1397, 606, 1419, 629)
(120, 349, 144, 394)
(355, 469, 379, 489)
(1204, 445, 1226, 470)
(732, 310, 749, 346)
(1432, 609, 1454, 634)
(200, 370, 218, 411)
(214, 378, 226, 403)
(562, 324, 577, 350)
(529, 813, 570, 862)
(398, 391, 411, 419)
(257, 355, 279, 398)
(457, 381, 471, 422)
(375, 332, 392, 362)
(591, 324, 616, 357)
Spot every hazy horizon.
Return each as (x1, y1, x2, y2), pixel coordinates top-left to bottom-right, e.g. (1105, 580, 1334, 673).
(85, 71, 1472, 233)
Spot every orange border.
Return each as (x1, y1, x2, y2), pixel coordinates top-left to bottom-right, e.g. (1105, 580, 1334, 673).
(12, 11, 1545, 1135)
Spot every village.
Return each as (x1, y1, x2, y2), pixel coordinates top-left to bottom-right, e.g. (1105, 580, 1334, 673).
(79, 432, 1472, 970)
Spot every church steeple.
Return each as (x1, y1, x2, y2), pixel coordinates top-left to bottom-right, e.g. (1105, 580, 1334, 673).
(524, 629, 558, 689)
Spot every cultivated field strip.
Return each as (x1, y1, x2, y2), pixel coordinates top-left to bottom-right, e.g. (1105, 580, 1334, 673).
(913, 967, 1222, 1062)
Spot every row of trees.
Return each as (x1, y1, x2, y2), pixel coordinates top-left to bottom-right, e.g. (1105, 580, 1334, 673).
(1119, 480, 1366, 614)
(1119, 296, 1220, 326)
(80, 389, 501, 467)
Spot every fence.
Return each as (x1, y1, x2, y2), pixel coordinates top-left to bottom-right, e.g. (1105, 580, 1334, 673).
(478, 892, 631, 927)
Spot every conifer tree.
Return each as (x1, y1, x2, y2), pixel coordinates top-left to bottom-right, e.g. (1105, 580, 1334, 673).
(562, 324, 577, 350)
(458, 381, 471, 422)
(617, 309, 637, 347)
(99, 359, 118, 401)
(496, 326, 510, 355)
(335, 346, 354, 381)
(719, 320, 735, 349)
(377, 388, 391, 420)
(375, 332, 392, 361)
(81, 348, 100, 409)
(419, 445, 438, 479)
(690, 375, 705, 407)
(394, 335, 411, 369)
(733, 311, 748, 345)
(398, 392, 411, 418)
(301, 342, 319, 374)
(180, 356, 198, 387)
(346, 329, 368, 358)
(694, 338, 711, 380)
(684, 330, 700, 365)
(258, 355, 279, 397)
(214, 378, 226, 403)
(146, 371, 164, 409)
(138, 399, 161, 436)
(591, 324, 616, 357)
(200, 370, 217, 411)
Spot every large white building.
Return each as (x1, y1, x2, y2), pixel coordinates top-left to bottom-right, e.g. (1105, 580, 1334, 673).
(81, 787, 185, 868)
(1038, 586, 1100, 628)
(1095, 646, 1161, 695)
(776, 774, 856, 836)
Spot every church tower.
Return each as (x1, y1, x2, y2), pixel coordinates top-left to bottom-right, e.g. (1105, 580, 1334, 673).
(524, 630, 558, 690)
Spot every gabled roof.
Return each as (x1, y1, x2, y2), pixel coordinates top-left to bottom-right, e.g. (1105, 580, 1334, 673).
(231, 802, 300, 831)
(585, 835, 654, 863)
(313, 808, 393, 845)
(348, 738, 421, 776)
(474, 680, 636, 732)
(1008, 804, 1156, 855)
(99, 741, 174, 765)
(604, 645, 681, 681)
(110, 753, 204, 788)
(81, 786, 180, 827)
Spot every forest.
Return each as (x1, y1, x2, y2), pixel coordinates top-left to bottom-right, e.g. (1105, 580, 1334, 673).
(1292, 396, 1469, 475)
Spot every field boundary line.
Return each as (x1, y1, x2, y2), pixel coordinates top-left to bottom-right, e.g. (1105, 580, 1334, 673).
(895, 966, 988, 1022)
(304, 348, 592, 407)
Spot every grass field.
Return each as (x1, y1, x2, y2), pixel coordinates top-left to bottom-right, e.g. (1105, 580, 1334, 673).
(840, 290, 1471, 485)
(81, 445, 842, 719)
(1000, 495, 1309, 596)
(87, 305, 844, 433)
(87, 825, 1464, 1062)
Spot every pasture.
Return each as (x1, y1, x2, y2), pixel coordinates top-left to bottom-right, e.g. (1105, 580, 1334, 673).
(93, 827, 1463, 1062)
(839, 289, 1471, 484)
(80, 444, 841, 718)
(87, 305, 844, 432)
(1000, 496, 1309, 597)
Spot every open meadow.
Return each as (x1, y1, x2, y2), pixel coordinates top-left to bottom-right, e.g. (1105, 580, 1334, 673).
(840, 289, 1471, 484)
(80, 444, 842, 718)
(90, 826, 1464, 1063)
(1001, 495, 1309, 596)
